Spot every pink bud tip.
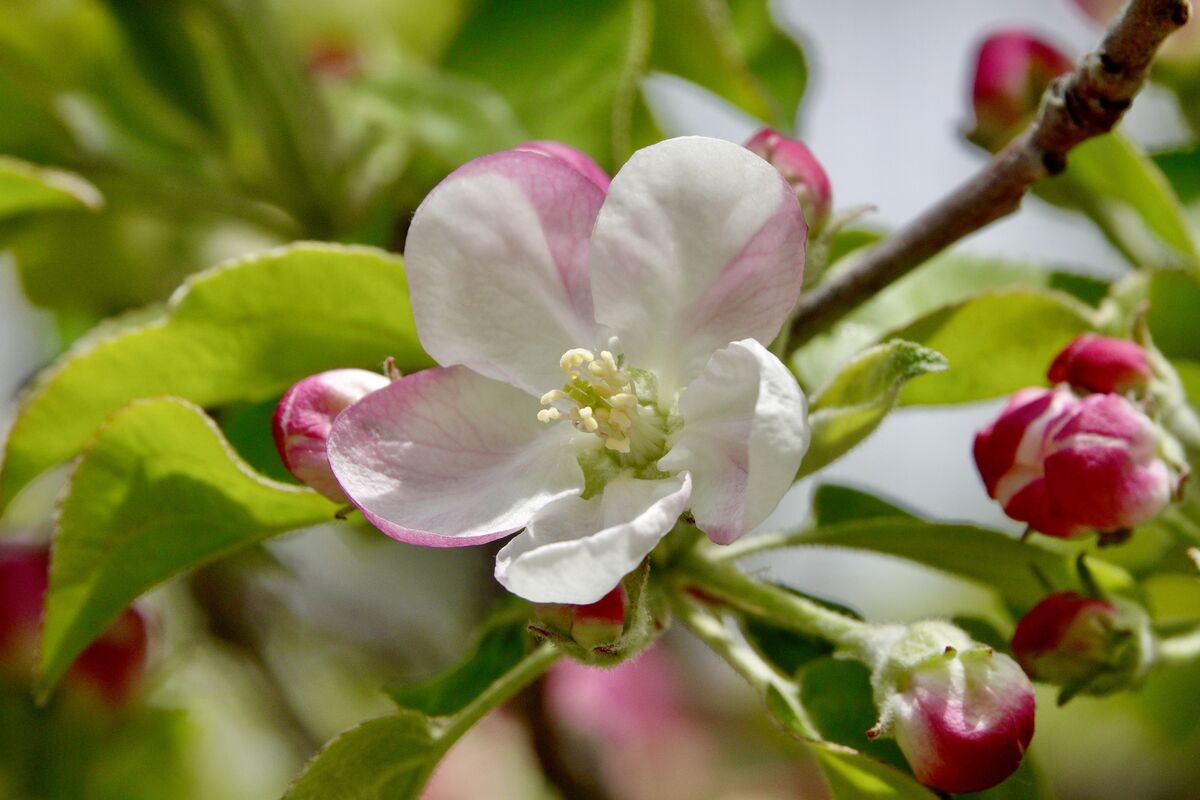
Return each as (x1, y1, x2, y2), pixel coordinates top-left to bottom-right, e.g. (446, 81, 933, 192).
(1011, 592, 1120, 685)
(1047, 334, 1153, 394)
(973, 388, 1181, 538)
(893, 649, 1036, 794)
(307, 43, 361, 79)
(744, 129, 832, 229)
(535, 585, 627, 650)
(273, 369, 391, 502)
(970, 30, 1074, 151)
(514, 141, 611, 192)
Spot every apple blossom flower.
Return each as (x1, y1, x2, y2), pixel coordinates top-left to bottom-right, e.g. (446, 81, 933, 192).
(870, 622, 1035, 794)
(273, 368, 391, 503)
(1047, 333, 1153, 395)
(0, 543, 148, 707)
(744, 129, 832, 229)
(974, 387, 1184, 538)
(328, 136, 810, 603)
(515, 141, 611, 192)
(969, 30, 1074, 152)
(1011, 592, 1126, 688)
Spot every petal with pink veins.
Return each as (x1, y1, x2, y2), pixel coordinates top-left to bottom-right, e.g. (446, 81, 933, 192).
(328, 366, 584, 546)
(658, 339, 808, 545)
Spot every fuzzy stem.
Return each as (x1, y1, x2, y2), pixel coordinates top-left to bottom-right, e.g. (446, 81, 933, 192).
(787, 0, 1191, 346)
(439, 642, 560, 745)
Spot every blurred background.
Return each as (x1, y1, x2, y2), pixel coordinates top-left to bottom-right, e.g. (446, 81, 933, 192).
(1, 1, 1198, 798)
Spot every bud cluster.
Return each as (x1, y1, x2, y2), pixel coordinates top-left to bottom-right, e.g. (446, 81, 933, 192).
(974, 335, 1187, 540)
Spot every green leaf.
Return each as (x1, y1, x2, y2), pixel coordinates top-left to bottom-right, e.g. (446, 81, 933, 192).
(892, 289, 1096, 405)
(1, 243, 431, 511)
(287, 643, 558, 799)
(792, 252, 1106, 392)
(284, 711, 437, 800)
(800, 658, 909, 772)
(0, 156, 103, 219)
(796, 518, 1134, 613)
(1143, 270, 1200, 361)
(385, 605, 531, 717)
(811, 483, 916, 526)
(799, 340, 947, 477)
(812, 743, 937, 799)
(442, 0, 649, 169)
(38, 397, 335, 699)
(1042, 132, 1199, 271)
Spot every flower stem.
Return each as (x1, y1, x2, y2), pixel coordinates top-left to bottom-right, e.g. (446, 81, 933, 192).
(440, 642, 560, 745)
(674, 547, 874, 660)
(669, 593, 820, 739)
(1156, 625, 1200, 667)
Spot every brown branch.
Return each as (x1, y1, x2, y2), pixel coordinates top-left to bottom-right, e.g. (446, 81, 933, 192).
(787, 0, 1191, 347)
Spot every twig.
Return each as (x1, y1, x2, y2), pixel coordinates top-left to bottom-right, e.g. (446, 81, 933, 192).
(787, 0, 1191, 346)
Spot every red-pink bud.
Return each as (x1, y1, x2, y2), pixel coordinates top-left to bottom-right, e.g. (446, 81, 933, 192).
(970, 31, 1074, 152)
(1047, 334, 1153, 394)
(744, 129, 832, 229)
(307, 42, 360, 79)
(1011, 593, 1122, 686)
(974, 388, 1183, 537)
(514, 141, 611, 193)
(0, 544, 148, 707)
(273, 369, 391, 502)
(888, 647, 1035, 794)
(535, 585, 627, 650)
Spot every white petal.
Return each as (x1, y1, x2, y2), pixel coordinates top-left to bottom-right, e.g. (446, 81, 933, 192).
(328, 366, 583, 546)
(658, 339, 808, 545)
(495, 473, 692, 603)
(589, 136, 807, 395)
(404, 149, 605, 395)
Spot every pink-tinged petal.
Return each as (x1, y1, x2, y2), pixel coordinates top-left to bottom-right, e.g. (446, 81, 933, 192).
(588, 137, 807, 395)
(328, 366, 583, 547)
(273, 369, 391, 502)
(1003, 478, 1089, 538)
(403, 150, 605, 395)
(973, 387, 1077, 501)
(658, 339, 808, 545)
(515, 141, 611, 192)
(495, 473, 692, 603)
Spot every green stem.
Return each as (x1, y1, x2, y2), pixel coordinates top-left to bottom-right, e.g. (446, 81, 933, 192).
(439, 643, 561, 745)
(1156, 625, 1200, 667)
(675, 548, 873, 660)
(709, 527, 811, 563)
(670, 593, 819, 739)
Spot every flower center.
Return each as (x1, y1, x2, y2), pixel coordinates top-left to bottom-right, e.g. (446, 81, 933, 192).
(538, 348, 645, 453)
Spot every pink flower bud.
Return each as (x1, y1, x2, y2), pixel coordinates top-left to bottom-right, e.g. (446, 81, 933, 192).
(273, 369, 391, 502)
(535, 585, 627, 650)
(1011, 593, 1122, 686)
(887, 647, 1035, 794)
(514, 141, 611, 192)
(969, 31, 1074, 152)
(1047, 334, 1153, 394)
(0, 544, 148, 707)
(974, 388, 1183, 537)
(744, 129, 832, 229)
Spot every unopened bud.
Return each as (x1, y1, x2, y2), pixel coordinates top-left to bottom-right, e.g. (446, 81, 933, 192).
(514, 141, 611, 192)
(1048, 334, 1153, 394)
(273, 369, 391, 502)
(744, 129, 832, 230)
(1011, 593, 1143, 696)
(535, 585, 627, 651)
(871, 622, 1035, 794)
(974, 388, 1184, 538)
(969, 30, 1073, 152)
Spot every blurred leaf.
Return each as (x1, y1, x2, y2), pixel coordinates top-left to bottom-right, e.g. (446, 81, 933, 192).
(0, 243, 431, 511)
(287, 644, 557, 799)
(812, 743, 936, 799)
(1042, 132, 1199, 271)
(0, 156, 102, 219)
(811, 483, 916, 526)
(284, 711, 436, 800)
(951, 616, 1012, 654)
(800, 658, 909, 771)
(792, 252, 1106, 392)
(796, 518, 1134, 613)
(1143, 270, 1200, 361)
(385, 606, 531, 717)
(743, 617, 834, 676)
(38, 397, 334, 699)
(442, 0, 649, 169)
(799, 340, 947, 477)
(893, 289, 1096, 405)
(1155, 142, 1200, 206)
